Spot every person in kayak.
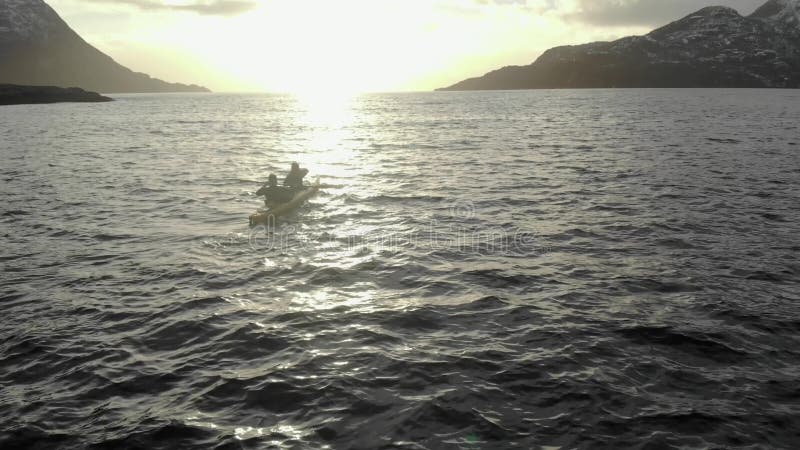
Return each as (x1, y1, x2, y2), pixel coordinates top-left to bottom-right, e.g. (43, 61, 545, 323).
(283, 162, 309, 191)
(256, 174, 294, 207)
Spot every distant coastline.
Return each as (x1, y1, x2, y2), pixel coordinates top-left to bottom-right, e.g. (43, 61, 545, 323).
(0, 84, 113, 105)
(0, 0, 209, 94)
(439, 0, 800, 91)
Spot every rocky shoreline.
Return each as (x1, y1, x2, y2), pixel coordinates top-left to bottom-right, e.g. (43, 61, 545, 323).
(0, 84, 113, 105)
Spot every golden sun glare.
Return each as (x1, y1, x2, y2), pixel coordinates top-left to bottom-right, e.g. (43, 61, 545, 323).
(93, 0, 606, 95)
(194, 0, 446, 94)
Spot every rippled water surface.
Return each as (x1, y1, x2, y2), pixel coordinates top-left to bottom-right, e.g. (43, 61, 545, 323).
(2, 90, 799, 449)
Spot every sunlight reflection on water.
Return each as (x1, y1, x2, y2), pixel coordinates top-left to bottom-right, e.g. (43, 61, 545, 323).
(2, 90, 800, 448)
(283, 92, 370, 193)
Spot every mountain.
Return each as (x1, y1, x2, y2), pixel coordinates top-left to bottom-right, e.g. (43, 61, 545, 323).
(751, 0, 800, 24)
(0, 0, 209, 93)
(439, 0, 800, 91)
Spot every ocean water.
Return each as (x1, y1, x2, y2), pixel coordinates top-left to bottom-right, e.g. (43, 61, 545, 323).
(1, 89, 799, 449)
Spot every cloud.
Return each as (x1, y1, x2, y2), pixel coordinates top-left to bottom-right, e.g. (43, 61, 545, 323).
(475, 0, 528, 4)
(562, 0, 765, 27)
(85, 0, 258, 16)
(470, 0, 765, 27)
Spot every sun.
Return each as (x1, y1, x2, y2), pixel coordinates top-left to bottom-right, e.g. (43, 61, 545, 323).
(257, 1, 400, 94)
(160, 0, 540, 94)
(194, 0, 441, 94)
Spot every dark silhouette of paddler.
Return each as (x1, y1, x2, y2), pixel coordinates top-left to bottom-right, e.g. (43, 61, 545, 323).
(256, 174, 293, 207)
(283, 162, 309, 192)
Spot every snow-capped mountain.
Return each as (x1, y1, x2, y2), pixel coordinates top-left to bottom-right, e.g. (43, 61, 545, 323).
(0, 0, 208, 93)
(751, 0, 800, 25)
(0, 0, 60, 41)
(440, 0, 800, 90)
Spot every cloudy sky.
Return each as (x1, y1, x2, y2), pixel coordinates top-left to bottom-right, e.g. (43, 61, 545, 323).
(48, 0, 766, 92)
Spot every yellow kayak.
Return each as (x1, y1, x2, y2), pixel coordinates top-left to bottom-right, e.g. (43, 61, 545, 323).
(249, 181, 320, 227)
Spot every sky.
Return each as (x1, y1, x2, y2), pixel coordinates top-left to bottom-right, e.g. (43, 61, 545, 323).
(48, 0, 766, 93)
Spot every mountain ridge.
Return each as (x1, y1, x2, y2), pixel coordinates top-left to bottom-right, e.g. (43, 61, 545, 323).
(751, 0, 800, 23)
(439, 0, 800, 91)
(0, 0, 209, 93)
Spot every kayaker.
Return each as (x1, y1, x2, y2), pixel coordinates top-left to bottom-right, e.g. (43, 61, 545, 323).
(283, 162, 309, 191)
(256, 174, 293, 207)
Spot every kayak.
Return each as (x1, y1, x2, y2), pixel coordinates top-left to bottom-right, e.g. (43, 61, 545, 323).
(249, 181, 320, 227)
